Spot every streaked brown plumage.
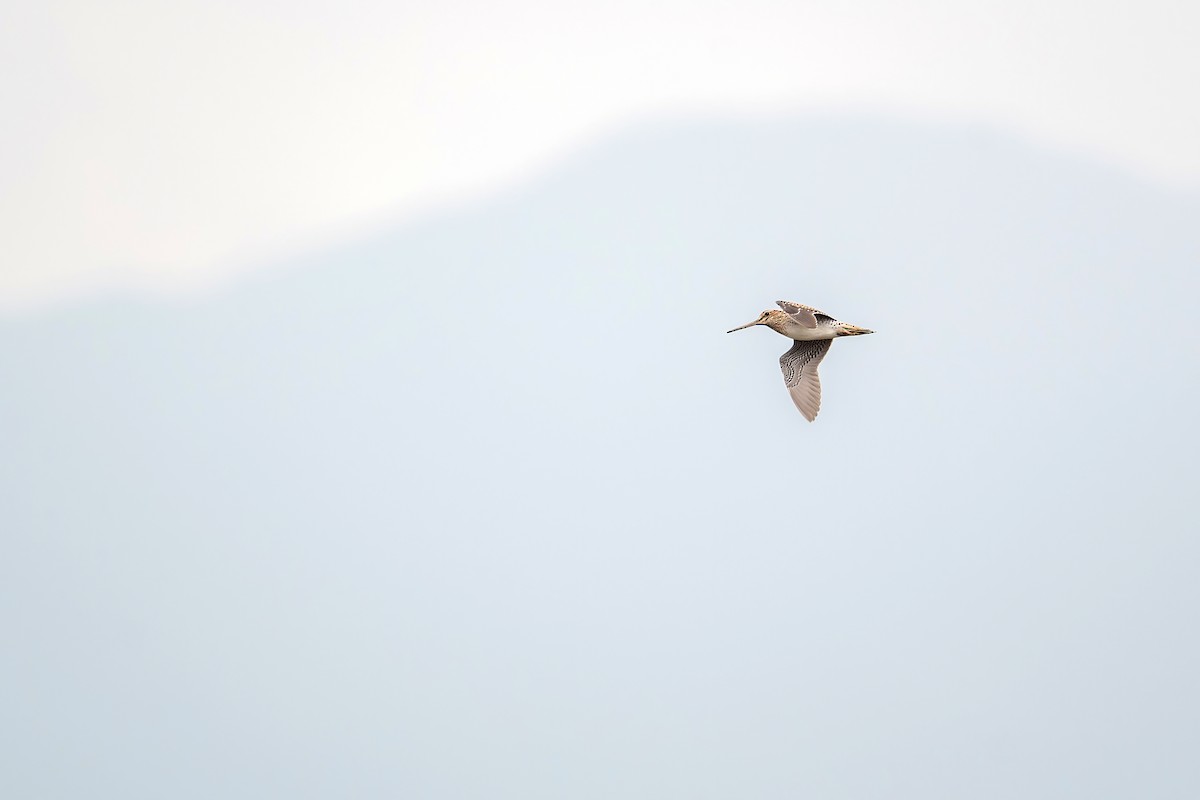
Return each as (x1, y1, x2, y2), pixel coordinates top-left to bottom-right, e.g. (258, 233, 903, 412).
(728, 300, 874, 421)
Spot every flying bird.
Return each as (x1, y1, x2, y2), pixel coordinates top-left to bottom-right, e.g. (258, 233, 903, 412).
(728, 300, 874, 421)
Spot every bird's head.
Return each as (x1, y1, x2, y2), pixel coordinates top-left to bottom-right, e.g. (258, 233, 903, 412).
(727, 310, 786, 333)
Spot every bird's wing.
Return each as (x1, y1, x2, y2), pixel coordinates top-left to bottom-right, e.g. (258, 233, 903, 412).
(776, 300, 833, 327)
(779, 339, 833, 422)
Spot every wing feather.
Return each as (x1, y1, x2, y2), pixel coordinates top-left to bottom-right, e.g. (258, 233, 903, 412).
(776, 300, 835, 326)
(779, 339, 832, 422)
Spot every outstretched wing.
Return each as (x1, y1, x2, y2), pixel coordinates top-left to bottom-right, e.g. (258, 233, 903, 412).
(779, 339, 833, 422)
(776, 300, 834, 328)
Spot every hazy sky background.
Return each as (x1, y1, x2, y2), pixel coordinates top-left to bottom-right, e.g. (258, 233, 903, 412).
(5, 4, 1200, 798)
(4, 0, 1199, 309)
(4, 114, 1198, 797)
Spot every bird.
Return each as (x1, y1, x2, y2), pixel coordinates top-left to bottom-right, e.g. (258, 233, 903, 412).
(728, 300, 874, 421)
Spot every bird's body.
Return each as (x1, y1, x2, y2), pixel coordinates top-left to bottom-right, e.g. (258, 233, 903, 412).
(759, 311, 842, 341)
(728, 300, 874, 421)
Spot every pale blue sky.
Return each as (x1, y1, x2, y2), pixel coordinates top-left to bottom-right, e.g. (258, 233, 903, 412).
(3, 115, 1198, 798)
(3, 0, 1198, 309)
(6, 6, 1200, 799)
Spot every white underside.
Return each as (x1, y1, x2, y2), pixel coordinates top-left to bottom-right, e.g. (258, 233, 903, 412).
(779, 320, 838, 340)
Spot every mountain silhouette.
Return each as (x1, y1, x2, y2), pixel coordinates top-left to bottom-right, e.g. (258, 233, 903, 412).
(3, 114, 1197, 799)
